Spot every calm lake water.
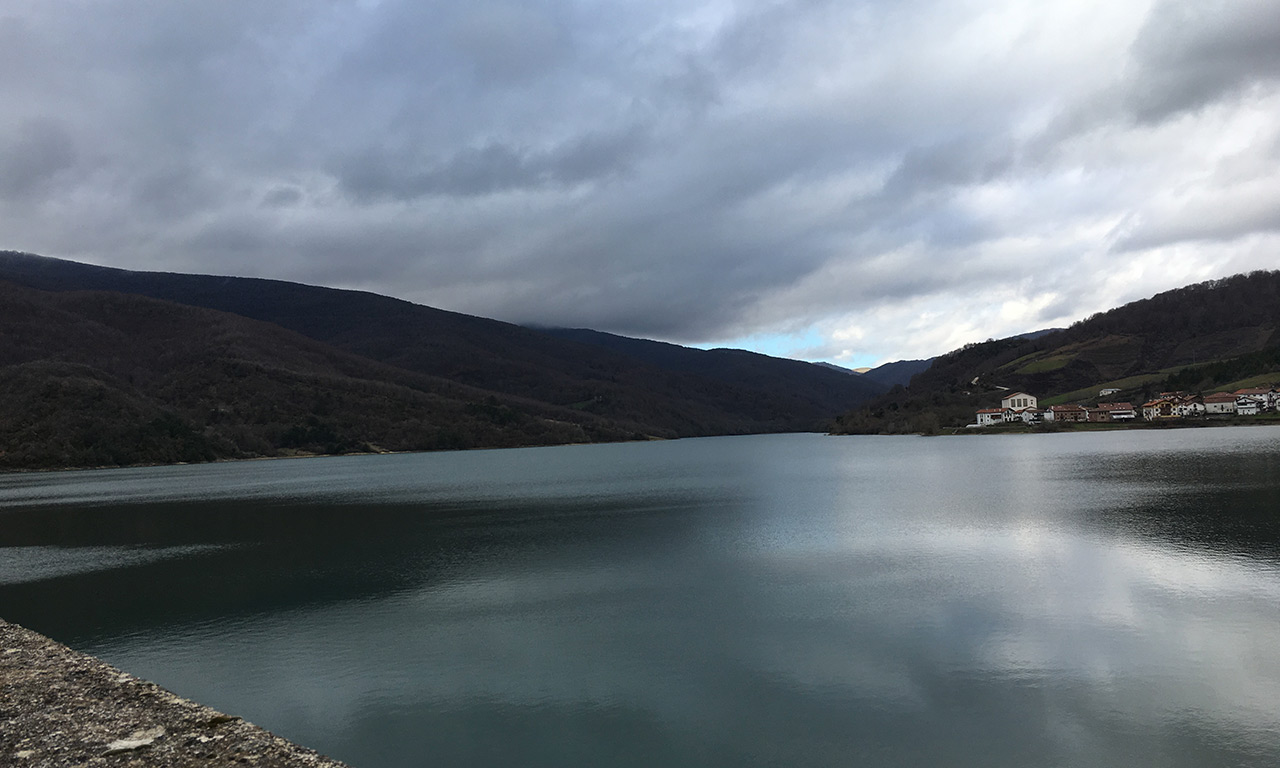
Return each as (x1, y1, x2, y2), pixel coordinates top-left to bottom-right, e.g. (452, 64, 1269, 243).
(3, 429, 1280, 767)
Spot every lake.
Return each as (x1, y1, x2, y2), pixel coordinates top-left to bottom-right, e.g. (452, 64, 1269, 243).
(3, 429, 1280, 767)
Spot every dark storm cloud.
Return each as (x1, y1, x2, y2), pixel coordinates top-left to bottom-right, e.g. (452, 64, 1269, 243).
(2, 1, 1279, 362)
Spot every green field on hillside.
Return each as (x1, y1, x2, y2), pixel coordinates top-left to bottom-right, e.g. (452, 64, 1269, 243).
(1209, 371, 1280, 393)
(1040, 371, 1179, 406)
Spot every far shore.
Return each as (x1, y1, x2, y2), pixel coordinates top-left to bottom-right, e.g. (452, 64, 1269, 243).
(0, 445, 395, 476)
(4, 418, 1276, 475)
(947, 414, 1280, 436)
(0, 433, 685, 476)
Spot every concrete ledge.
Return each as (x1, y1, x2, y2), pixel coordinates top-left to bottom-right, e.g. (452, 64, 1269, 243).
(1, 619, 350, 767)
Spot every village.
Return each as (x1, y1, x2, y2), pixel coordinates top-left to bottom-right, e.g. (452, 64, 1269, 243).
(972, 386, 1280, 428)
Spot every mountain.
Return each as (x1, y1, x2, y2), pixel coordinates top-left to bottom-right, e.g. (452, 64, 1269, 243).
(1011, 328, 1064, 341)
(859, 358, 933, 389)
(834, 271, 1280, 434)
(813, 362, 859, 375)
(0, 282, 644, 469)
(537, 327, 881, 419)
(875, 329, 1057, 393)
(0, 251, 886, 468)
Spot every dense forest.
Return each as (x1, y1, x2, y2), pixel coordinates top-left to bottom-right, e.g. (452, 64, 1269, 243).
(0, 252, 887, 470)
(0, 283, 644, 469)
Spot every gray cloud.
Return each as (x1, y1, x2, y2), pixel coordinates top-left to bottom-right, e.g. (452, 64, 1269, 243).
(334, 128, 648, 201)
(261, 185, 303, 209)
(1114, 197, 1280, 252)
(1, 1, 1278, 363)
(881, 136, 1016, 201)
(0, 119, 77, 200)
(1127, 0, 1280, 122)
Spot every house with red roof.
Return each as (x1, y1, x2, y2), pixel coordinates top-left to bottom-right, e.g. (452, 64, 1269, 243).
(976, 408, 1005, 427)
(1173, 396, 1205, 417)
(1234, 387, 1277, 412)
(1044, 404, 1088, 422)
(1142, 398, 1176, 420)
(1204, 392, 1237, 415)
(1089, 402, 1136, 422)
(974, 393, 1043, 426)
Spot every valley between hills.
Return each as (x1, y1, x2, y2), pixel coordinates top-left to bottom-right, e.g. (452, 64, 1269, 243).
(3, 250, 1279, 470)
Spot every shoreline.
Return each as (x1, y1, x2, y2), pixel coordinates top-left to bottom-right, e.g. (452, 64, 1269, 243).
(946, 416, 1280, 436)
(0, 435, 655, 477)
(0, 431, 820, 477)
(0, 618, 351, 767)
(4, 417, 1273, 475)
(829, 415, 1280, 437)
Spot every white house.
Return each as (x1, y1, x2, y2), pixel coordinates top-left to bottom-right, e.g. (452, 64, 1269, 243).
(1236, 397, 1263, 416)
(1099, 388, 1121, 396)
(1234, 388, 1277, 411)
(1001, 392, 1037, 410)
(976, 408, 1004, 426)
(1204, 392, 1237, 414)
(975, 393, 1041, 426)
(1173, 399, 1205, 417)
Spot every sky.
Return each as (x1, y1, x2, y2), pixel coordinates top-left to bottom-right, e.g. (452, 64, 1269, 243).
(2, 0, 1278, 367)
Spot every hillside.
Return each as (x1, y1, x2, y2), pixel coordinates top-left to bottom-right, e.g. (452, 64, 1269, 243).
(0, 282, 644, 469)
(858, 358, 933, 389)
(834, 271, 1280, 434)
(0, 252, 885, 439)
(539, 327, 878, 420)
(0, 251, 887, 469)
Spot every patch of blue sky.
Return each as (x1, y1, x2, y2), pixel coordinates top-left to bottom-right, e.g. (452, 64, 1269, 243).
(693, 329, 884, 369)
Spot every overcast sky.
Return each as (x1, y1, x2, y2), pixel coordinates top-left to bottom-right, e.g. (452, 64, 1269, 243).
(2, 0, 1278, 366)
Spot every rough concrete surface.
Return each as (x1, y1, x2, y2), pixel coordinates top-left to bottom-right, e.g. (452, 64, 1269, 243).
(1, 619, 351, 767)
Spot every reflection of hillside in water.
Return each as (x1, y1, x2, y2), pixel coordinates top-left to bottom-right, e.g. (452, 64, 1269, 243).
(1072, 446, 1280, 558)
(0, 490, 730, 647)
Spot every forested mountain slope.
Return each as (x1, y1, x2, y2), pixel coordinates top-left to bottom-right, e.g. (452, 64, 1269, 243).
(0, 282, 642, 469)
(0, 251, 886, 468)
(858, 358, 933, 389)
(539, 326, 880, 417)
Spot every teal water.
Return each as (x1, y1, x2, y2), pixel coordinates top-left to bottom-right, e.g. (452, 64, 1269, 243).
(3, 430, 1280, 767)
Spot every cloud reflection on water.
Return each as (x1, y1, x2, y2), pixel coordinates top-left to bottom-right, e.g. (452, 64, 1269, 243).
(2, 430, 1280, 767)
